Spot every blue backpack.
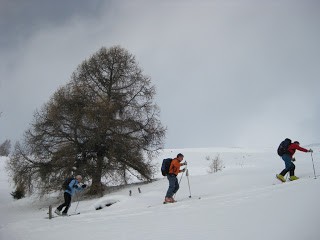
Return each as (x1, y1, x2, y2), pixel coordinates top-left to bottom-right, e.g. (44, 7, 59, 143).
(161, 158, 172, 176)
(277, 138, 292, 156)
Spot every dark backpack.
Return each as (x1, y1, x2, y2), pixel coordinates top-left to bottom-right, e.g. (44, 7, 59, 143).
(62, 177, 75, 190)
(161, 158, 173, 176)
(277, 138, 292, 156)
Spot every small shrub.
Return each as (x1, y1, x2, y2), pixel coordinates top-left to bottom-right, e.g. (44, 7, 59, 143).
(207, 154, 224, 173)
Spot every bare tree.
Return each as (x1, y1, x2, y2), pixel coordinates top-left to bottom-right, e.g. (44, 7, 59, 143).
(7, 46, 166, 196)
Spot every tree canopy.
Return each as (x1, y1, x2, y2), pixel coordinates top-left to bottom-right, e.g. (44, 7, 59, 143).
(7, 46, 166, 196)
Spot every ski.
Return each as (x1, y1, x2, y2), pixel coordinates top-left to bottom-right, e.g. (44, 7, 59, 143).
(46, 212, 80, 219)
(163, 201, 175, 204)
(161, 196, 201, 205)
(68, 212, 81, 216)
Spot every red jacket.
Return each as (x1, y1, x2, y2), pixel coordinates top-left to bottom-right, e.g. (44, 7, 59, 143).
(287, 143, 308, 156)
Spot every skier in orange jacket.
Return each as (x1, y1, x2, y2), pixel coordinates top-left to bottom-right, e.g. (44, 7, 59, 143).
(164, 153, 187, 203)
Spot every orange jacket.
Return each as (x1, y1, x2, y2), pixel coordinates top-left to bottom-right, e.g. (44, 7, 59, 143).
(169, 158, 182, 176)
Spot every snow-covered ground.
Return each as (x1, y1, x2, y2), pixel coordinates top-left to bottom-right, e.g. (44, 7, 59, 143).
(1, 146, 320, 240)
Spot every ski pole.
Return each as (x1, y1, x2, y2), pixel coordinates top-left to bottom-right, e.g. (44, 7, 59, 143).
(74, 200, 80, 213)
(74, 192, 80, 213)
(178, 169, 185, 185)
(174, 168, 185, 199)
(311, 152, 317, 179)
(186, 169, 192, 198)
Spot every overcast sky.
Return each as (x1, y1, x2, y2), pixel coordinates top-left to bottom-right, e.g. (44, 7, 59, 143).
(0, 0, 319, 149)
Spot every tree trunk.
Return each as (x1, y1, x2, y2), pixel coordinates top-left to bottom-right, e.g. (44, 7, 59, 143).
(89, 155, 104, 196)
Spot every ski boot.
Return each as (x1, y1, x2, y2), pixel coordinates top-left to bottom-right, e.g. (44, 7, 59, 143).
(54, 209, 61, 215)
(163, 197, 175, 204)
(289, 176, 299, 181)
(276, 174, 286, 182)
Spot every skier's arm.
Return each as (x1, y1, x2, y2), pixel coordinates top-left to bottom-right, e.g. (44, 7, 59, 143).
(290, 143, 309, 153)
(295, 145, 309, 153)
(71, 180, 85, 192)
(178, 162, 186, 173)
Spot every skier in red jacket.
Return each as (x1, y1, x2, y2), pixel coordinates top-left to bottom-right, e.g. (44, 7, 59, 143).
(276, 141, 313, 182)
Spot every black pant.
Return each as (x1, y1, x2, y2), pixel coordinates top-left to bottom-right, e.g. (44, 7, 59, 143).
(57, 192, 72, 213)
(280, 163, 295, 177)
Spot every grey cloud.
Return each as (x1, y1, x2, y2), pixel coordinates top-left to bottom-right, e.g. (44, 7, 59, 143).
(0, 0, 319, 149)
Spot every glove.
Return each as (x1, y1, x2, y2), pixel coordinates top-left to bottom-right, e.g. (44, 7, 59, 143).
(309, 149, 313, 153)
(82, 184, 87, 189)
(184, 161, 188, 165)
(181, 168, 186, 172)
(292, 157, 296, 162)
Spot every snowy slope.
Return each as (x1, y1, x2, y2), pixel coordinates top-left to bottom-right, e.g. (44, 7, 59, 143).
(1, 147, 320, 240)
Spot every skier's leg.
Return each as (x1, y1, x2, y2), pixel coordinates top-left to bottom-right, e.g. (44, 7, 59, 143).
(166, 175, 177, 198)
(57, 192, 68, 211)
(173, 177, 179, 195)
(280, 154, 293, 176)
(289, 163, 296, 176)
(57, 203, 65, 211)
(62, 192, 72, 214)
